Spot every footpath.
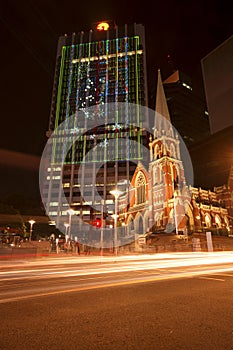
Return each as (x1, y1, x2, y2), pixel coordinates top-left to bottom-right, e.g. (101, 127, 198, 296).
(1, 233, 233, 261)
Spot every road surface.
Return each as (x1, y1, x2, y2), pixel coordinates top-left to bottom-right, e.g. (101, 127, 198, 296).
(0, 252, 233, 349)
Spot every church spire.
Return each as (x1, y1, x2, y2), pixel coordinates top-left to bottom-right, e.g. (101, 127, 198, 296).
(155, 69, 171, 122)
(154, 69, 172, 138)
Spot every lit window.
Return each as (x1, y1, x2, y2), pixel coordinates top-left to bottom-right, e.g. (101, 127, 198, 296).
(182, 82, 192, 91)
(105, 199, 114, 204)
(53, 167, 62, 171)
(82, 210, 90, 215)
(136, 171, 146, 205)
(48, 211, 58, 216)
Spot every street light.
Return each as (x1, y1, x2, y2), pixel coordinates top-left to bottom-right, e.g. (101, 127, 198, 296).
(67, 209, 75, 240)
(28, 220, 35, 241)
(173, 190, 179, 234)
(110, 188, 123, 256)
(64, 223, 69, 241)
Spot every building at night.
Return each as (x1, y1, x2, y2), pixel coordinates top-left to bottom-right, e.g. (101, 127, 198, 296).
(41, 22, 233, 244)
(201, 35, 233, 135)
(117, 71, 233, 238)
(41, 21, 149, 238)
(48, 21, 148, 133)
(162, 69, 210, 149)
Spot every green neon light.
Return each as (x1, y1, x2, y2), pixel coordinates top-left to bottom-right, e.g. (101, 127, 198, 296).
(105, 39, 109, 105)
(52, 45, 65, 162)
(115, 37, 119, 102)
(135, 36, 139, 106)
(66, 35, 139, 59)
(134, 36, 142, 159)
(52, 35, 145, 166)
(55, 46, 66, 129)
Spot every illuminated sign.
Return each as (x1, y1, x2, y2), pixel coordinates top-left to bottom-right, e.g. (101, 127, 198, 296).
(96, 22, 110, 31)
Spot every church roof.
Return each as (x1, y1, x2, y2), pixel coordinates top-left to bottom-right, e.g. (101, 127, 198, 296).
(155, 69, 171, 123)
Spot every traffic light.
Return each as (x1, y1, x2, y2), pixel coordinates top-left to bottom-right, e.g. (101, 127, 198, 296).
(94, 218, 102, 228)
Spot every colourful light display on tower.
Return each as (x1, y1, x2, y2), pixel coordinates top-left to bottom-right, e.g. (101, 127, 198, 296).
(43, 23, 148, 238)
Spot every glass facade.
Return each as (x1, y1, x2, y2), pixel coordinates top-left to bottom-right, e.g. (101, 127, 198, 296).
(43, 23, 148, 237)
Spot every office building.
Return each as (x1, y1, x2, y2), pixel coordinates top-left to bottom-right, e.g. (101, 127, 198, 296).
(201, 35, 233, 134)
(162, 69, 210, 148)
(41, 21, 149, 239)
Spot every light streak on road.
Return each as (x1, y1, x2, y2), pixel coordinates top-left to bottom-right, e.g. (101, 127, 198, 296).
(0, 251, 233, 304)
(1, 251, 233, 280)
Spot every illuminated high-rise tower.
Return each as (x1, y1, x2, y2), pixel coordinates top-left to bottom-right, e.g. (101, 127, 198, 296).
(48, 22, 148, 131)
(42, 22, 149, 239)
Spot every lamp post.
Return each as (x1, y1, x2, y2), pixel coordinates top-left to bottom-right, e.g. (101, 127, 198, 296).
(100, 199, 104, 257)
(110, 189, 123, 256)
(173, 190, 178, 234)
(67, 209, 74, 240)
(64, 223, 69, 241)
(28, 220, 35, 241)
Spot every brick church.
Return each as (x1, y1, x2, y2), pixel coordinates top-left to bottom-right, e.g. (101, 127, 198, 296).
(117, 71, 233, 238)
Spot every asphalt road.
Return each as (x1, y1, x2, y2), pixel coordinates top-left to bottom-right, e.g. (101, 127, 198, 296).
(1, 253, 233, 350)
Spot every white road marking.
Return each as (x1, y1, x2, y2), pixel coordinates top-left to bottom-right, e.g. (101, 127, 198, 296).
(198, 276, 225, 282)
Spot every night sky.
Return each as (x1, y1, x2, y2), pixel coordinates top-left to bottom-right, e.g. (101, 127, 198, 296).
(0, 0, 233, 196)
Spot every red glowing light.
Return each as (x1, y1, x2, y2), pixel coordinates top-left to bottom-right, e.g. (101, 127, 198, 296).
(95, 218, 102, 228)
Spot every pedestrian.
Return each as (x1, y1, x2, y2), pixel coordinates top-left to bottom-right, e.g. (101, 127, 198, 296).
(64, 241, 68, 253)
(85, 244, 91, 255)
(76, 240, 80, 255)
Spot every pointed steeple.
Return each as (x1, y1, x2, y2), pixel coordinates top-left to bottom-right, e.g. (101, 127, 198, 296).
(155, 69, 171, 122)
(154, 69, 172, 138)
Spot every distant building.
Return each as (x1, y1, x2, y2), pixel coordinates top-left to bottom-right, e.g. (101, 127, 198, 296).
(162, 70, 210, 148)
(201, 35, 233, 134)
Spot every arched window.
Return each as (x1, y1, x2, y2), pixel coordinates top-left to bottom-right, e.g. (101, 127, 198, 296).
(172, 165, 179, 182)
(138, 216, 144, 234)
(144, 212, 149, 232)
(136, 171, 146, 204)
(160, 166, 163, 183)
(129, 217, 134, 232)
(205, 214, 211, 227)
(153, 167, 158, 185)
(127, 216, 134, 235)
(154, 213, 160, 227)
(224, 216, 229, 227)
(154, 144, 160, 159)
(215, 215, 221, 227)
(170, 144, 176, 158)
